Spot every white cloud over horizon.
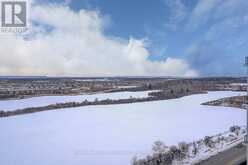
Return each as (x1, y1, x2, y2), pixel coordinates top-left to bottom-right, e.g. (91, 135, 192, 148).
(0, 3, 198, 77)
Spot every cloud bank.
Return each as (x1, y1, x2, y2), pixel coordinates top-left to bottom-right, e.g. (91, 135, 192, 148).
(0, 3, 198, 77)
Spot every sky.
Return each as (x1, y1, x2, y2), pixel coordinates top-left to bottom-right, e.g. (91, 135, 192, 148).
(0, 0, 248, 77)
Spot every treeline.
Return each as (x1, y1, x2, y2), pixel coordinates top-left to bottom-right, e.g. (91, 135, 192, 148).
(0, 90, 205, 118)
(148, 90, 206, 99)
(0, 77, 243, 100)
(0, 96, 163, 117)
(132, 126, 244, 165)
(202, 96, 246, 109)
(0, 88, 76, 100)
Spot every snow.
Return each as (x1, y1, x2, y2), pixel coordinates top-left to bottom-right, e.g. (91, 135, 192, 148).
(116, 86, 138, 89)
(0, 90, 156, 111)
(0, 91, 246, 165)
(230, 83, 247, 86)
(74, 78, 110, 81)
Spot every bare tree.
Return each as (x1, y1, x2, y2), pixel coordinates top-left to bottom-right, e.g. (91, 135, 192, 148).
(169, 145, 186, 161)
(229, 125, 241, 136)
(204, 136, 215, 148)
(192, 142, 198, 156)
(178, 142, 189, 156)
(152, 141, 168, 154)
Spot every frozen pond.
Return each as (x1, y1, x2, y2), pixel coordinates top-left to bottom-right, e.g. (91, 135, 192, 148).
(0, 90, 156, 111)
(0, 91, 246, 165)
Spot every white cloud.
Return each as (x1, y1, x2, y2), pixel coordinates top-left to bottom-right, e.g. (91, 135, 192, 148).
(186, 0, 221, 30)
(163, 0, 188, 31)
(64, 0, 72, 5)
(186, 0, 248, 30)
(0, 4, 198, 77)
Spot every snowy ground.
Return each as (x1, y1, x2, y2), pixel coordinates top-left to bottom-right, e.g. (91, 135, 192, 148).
(0, 90, 156, 111)
(0, 91, 246, 165)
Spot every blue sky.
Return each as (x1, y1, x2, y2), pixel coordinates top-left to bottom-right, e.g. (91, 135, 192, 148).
(49, 0, 248, 76)
(1, 0, 248, 77)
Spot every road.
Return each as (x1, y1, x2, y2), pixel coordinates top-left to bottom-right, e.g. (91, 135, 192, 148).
(196, 143, 246, 165)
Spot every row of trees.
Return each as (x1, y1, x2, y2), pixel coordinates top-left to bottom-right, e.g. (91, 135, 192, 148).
(132, 125, 243, 165)
(132, 141, 190, 165)
(0, 96, 158, 117)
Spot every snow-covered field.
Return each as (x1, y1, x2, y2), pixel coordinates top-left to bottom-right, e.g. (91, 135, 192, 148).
(0, 91, 246, 165)
(0, 90, 156, 111)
